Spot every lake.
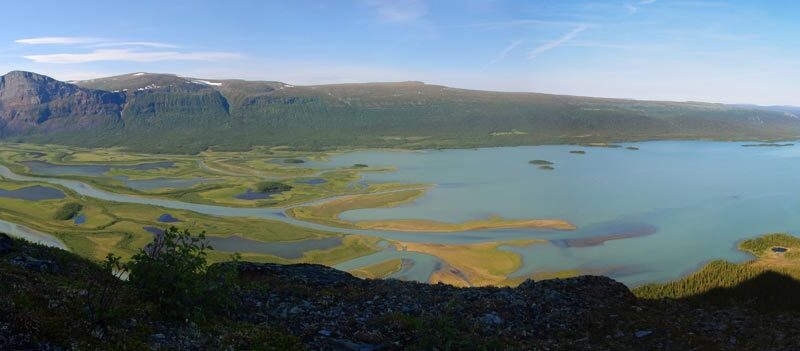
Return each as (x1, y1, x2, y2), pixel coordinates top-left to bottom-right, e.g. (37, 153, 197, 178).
(313, 141, 800, 285)
(7, 141, 800, 286)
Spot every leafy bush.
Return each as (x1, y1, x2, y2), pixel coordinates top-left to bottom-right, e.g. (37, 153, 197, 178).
(53, 202, 82, 220)
(127, 227, 239, 321)
(283, 158, 305, 164)
(352, 163, 369, 168)
(256, 181, 293, 193)
(84, 253, 126, 332)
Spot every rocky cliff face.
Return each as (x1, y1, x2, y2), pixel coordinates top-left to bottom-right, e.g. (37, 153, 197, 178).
(0, 71, 124, 134)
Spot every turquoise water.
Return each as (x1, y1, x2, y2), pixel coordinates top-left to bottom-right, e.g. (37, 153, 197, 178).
(7, 141, 800, 286)
(313, 141, 800, 285)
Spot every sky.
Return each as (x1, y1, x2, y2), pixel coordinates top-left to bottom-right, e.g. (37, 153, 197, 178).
(1, 0, 799, 105)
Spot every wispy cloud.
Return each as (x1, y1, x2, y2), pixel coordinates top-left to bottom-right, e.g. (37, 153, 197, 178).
(482, 39, 524, 71)
(492, 39, 524, 64)
(87, 41, 180, 49)
(364, 0, 428, 23)
(455, 19, 585, 29)
(626, 0, 657, 15)
(15, 37, 105, 45)
(528, 25, 588, 59)
(23, 49, 244, 64)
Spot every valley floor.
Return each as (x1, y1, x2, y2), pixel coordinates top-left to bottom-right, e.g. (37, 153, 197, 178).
(0, 143, 574, 285)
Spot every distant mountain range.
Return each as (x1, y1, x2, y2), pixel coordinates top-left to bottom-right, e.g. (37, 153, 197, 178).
(1, 70, 799, 153)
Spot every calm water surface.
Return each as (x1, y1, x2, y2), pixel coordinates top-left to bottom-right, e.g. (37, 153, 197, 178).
(313, 141, 800, 285)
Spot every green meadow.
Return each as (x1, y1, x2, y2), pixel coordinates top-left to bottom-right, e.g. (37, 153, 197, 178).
(0, 143, 399, 266)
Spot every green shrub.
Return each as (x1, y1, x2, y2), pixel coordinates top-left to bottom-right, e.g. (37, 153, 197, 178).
(283, 158, 305, 164)
(353, 163, 369, 168)
(256, 181, 293, 193)
(53, 202, 82, 220)
(84, 253, 126, 332)
(127, 227, 239, 321)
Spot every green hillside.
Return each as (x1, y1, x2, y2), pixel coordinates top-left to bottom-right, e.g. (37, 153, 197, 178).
(3, 71, 800, 153)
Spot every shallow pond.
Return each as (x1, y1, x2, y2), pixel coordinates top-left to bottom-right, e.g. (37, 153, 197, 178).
(0, 185, 65, 200)
(157, 214, 180, 223)
(23, 160, 174, 177)
(73, 214, 86, 225)
(295, 178, 327, 185)
(234, 189, 273, 200)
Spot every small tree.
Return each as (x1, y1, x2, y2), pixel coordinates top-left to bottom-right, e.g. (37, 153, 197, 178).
(127, 227, 239, 321)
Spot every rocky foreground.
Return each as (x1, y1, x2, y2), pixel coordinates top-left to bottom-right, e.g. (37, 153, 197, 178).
(3, 233, 800, 350)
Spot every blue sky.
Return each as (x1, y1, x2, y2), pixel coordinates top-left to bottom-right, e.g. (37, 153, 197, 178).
(2, 0, 799, 105)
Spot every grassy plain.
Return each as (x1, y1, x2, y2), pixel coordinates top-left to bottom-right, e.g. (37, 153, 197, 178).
(397, 240, 545, 287)
(0, 175, 380, 265)
(348, 258, 404, 279)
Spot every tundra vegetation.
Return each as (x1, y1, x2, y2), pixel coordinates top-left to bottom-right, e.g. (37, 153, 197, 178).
(634, 233, 800, 306)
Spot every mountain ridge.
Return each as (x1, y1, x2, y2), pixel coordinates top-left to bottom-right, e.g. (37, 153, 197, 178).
(2, 70, 800, 153)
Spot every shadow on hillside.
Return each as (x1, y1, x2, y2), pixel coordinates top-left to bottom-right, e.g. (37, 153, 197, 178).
(677, 271, 800, 311)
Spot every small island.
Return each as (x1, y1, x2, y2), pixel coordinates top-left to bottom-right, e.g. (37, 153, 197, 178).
(742, 143, 794, 147)
(569, 150, 586, 154)
(529, 160, 554, 165)
(287, 190, 576, 233)
(625, 146, 639, 150)
(539, 165, 555, 170)
(579, 143, 623, 148)
(283, 158, 305, 164)
(352, 163, 369, 168)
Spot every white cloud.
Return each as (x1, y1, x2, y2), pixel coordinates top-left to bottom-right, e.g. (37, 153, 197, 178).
(23, 49, 244, 64)
(364, 0, 428, 23)
(528, 25, 588, 59)
(88, 41, 180, 49)
(14, 37, 106, 45)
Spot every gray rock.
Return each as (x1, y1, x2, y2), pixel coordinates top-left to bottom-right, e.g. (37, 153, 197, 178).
(481, 312, 503, 325)
(0, 234, 12, 255)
